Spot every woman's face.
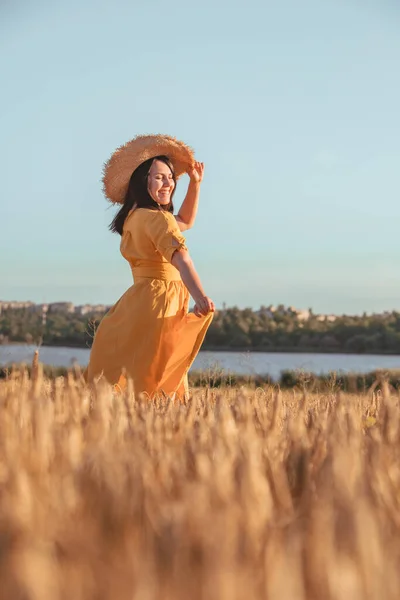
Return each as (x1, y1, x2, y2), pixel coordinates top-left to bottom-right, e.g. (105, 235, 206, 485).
(147, 159, 175, 205)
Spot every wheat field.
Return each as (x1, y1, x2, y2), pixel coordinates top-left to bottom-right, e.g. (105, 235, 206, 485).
(0, 360, 399, 600)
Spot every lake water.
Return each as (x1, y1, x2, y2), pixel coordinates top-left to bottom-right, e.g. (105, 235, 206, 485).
(0, 345, 399, 380)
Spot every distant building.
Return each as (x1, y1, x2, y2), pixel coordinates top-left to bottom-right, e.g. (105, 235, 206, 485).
(0, 301, 35, 314)
(295, 309, 311, 322)
(75, 304, 109, 315)
(27, 303, 49, 314)
(48, 302, 75, 314)
(316, 314, 337, 323)
(257, 305, 312, 321)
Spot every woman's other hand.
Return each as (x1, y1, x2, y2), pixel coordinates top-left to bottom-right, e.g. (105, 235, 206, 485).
(171, 249, 214, 317)
(193, 296, 215, 317)
(187, 161, 204, 184)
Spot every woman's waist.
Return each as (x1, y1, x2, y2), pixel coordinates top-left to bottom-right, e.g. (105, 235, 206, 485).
(130, 260, 181, 281)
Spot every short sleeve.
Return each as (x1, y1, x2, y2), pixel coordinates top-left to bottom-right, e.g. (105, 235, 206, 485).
(146, 211, 187, 263)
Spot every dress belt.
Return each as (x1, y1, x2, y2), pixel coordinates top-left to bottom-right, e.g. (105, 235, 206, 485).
(131, 263, 181, 281)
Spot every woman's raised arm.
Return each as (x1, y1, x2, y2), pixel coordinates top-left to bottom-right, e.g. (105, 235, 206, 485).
(175, 162, 204, 232)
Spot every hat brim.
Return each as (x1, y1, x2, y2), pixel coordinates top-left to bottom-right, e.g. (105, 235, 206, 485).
(102, 134, 195, 204)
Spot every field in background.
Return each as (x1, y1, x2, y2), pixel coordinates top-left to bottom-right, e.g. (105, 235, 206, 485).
(0, 363, 400, 599)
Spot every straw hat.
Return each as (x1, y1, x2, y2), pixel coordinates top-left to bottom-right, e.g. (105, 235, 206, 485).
(102, 134, 195, 204)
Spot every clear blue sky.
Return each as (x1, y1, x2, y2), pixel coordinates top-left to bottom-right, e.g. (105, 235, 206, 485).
(1, 0, 399, 314)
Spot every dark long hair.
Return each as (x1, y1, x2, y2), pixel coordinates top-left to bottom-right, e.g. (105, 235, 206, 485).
(109, 155, 176, 235)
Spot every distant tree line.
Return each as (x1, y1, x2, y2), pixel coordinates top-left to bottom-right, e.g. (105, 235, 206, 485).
(1, 305, 400, 354)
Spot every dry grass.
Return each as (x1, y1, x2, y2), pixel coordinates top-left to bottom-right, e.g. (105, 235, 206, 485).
(0, 364, 400, 600)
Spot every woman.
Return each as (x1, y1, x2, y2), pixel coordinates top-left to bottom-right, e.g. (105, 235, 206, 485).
(85, 134, 215, 399)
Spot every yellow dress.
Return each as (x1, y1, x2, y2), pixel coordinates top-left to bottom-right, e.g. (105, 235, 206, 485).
(86, 208, 213, 399)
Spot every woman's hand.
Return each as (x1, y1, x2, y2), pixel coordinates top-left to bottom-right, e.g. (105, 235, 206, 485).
(193, 296, 215, 317)
(171, 250, 214, 317)
(187, 161, 204, 184)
